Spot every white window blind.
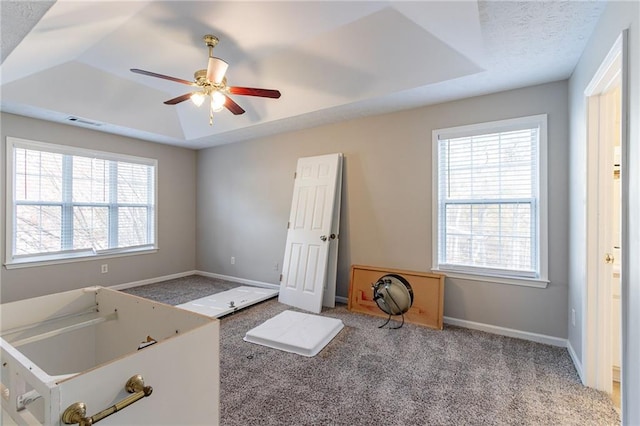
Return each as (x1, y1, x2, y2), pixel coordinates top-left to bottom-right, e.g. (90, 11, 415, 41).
(432, 115, 547, 284)
(6, 138, 157, 266)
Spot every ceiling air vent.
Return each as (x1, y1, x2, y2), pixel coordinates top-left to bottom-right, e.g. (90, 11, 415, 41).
(66, 116, 103, 127)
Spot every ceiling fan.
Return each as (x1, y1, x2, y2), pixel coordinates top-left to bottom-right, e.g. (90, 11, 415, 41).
(131, 35, 281, 125)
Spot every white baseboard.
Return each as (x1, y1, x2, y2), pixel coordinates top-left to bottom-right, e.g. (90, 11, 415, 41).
(567, 340, 585, 384)
(108, 269, 346, 305)
(443, 316, 568, 348)
(195, 271, 280, 291)
(196, 271, 350, 304)
(113, 274, 574, 351)
(109, 270, 197, 290)
(195, 271, 349, 305)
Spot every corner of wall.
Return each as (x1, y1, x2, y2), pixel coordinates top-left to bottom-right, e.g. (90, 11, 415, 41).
(567, 339, 585, 385)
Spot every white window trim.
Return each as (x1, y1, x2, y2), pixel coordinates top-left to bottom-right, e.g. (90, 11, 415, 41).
(5, 136, 159, 268)
(431, 115, 549, 288)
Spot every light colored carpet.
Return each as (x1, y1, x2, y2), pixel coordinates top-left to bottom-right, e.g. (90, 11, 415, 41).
(123, 276, 620, 425)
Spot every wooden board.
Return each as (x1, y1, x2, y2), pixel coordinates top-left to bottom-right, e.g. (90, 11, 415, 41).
(348, 265, 445, 330)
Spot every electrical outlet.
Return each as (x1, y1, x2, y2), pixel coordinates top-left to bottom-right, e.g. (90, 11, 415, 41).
(571, 308, 576, 326)
(230, 256, 235, 265)
(101, 264, 108, 274)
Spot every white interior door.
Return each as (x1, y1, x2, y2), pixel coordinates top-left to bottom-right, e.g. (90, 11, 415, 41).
(279, 153, 343, 313)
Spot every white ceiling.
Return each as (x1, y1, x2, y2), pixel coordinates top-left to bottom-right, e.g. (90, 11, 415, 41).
(1, 0, 606, 149)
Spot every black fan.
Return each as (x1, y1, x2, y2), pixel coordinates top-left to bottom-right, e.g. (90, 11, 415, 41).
(372, 274, 414, 329)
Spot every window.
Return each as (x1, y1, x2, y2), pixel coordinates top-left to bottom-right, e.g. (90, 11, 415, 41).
(5, 137, 157, 267)
(432, 115, 548, 287)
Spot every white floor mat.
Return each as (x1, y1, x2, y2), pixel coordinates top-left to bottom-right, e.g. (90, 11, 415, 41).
(177, 286, 279, 318)
(243, 310, 344, 357)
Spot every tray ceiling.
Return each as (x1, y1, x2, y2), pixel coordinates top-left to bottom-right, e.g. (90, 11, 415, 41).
(1, 1, 606, 149)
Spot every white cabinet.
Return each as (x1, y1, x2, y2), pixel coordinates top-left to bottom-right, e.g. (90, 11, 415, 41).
(1, 287, 219, 425)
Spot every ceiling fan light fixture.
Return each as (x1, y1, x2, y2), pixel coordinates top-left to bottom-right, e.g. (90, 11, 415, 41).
(211, 90, 226, 112)
(132, 34, 279, 125)
(206, 57, 229, 85)
(191, 92, 205, 107)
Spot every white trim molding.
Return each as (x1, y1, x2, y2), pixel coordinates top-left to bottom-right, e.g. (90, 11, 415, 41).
(108, 273, 583, 375)
(443, 316, 567, 347)
(195, 271, 280, 291)
(431, 269, 549, 289)
(109, 270, 197, 290)
(582, 30, 627, 393)
(107, 270, 345, 305)
(335, 295, 348, 304)
(194, 271, 349, 303)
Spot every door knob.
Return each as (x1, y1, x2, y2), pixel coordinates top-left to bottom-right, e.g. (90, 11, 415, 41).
(604, 253, 615, 264)
(320, 235, 327, 242)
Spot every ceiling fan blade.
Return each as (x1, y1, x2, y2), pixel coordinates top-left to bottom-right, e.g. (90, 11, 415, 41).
(228, 87, 281, 99)
(223, 95, 245, 115)
(164, 93, 196, 105)
(131, 68, 195, 86)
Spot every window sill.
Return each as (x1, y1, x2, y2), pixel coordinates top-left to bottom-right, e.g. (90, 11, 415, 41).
(430, 268, 549, 288)
(4, 247, 158, 270)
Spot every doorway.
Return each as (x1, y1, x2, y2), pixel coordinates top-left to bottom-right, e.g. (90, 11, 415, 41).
(584, 31, 627, 411)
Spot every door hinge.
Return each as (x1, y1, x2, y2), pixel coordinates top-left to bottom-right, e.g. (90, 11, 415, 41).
(287, 221, 290, 229)
(279, 274, 283, 282)
(294, 172, 297, 179)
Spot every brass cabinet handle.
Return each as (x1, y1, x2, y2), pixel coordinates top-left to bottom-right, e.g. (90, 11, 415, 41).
(62, 375, 152, 425)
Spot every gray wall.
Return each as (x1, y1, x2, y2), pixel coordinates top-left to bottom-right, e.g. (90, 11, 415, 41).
(197, 80, 570, 339)
(567, 1, 639, 423)
(0, 113, 197, 303)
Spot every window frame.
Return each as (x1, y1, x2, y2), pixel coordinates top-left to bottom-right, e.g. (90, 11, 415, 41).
(5, 137, 158, 269)
(431, 115, 549, 288)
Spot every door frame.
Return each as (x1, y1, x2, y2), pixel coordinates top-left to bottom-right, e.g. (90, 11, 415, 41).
(583, 30, 628, 397)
